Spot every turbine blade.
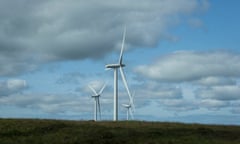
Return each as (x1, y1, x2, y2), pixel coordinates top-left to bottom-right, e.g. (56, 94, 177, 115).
(131, 91, 136, 112)
(88, 85, 98, 95)
(99, 83, 106, 95)
(122, 104, 129, 108)
(119, 26, 126, 65)
(97, 97, 101, 120)
(119, 67, 133, 106)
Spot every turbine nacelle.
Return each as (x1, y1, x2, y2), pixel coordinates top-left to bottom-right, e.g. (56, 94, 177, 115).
(105, 63, 125, 69)
(91, 95, 100, 98)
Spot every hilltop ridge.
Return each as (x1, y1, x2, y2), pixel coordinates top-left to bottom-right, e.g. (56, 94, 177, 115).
(0, 118, 240, 144)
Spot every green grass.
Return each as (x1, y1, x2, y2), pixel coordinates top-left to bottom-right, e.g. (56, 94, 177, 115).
(0, 119, 240, 144)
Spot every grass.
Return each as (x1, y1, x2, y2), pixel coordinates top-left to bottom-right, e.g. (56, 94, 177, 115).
(0, 119, 240, 144)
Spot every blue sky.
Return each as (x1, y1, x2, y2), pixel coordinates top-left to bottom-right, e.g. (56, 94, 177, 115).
(0, 0, 240, 125)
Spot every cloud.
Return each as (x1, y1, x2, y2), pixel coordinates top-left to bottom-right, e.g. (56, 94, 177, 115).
(161, 99, 199, 112)
(0, 93, 91, 114)
(229, 101, 240, 114)
(195, 76, 236, 86)
(231, 108, 240, 114)
(200, 99, 229, 111)
(195, 85, 240, 101)
(135, 51, 240, 82)
(0, 88, 116, 116)
(0, 0, 208, 76)
(133, 81, 183, 100)
(135, 51, 240, 113)
(0, 79, 27, 96)
(160, 98, 229, 113)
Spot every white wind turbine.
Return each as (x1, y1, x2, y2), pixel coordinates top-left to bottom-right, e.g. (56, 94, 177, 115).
(105, 27, 133, 121)
(88, 83, 106, 121)
(122, 92, 135, 120)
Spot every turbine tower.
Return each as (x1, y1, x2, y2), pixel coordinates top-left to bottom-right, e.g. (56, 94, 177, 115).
(105, 27, 133, 121)
(122, 92, 135, 120)
(89, 83, 106, 121)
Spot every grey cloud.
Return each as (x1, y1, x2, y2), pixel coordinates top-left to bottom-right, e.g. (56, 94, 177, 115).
(135, 51, 240, 82)
(161, 99, 199, 112)
(0, 79, 27, 96)
(231, 108, 240, 114)
(200, 99, 229, 111)
(195, 85, 240, 101)
(0, 0, 208, 76)
(149, 86, 182, 99)
(195, 77, 236, 86)
(0, 53, 39, 76)
(0, 93, 91, 114)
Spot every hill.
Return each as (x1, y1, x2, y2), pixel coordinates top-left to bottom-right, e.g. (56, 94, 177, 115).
(0, 118, 240, 144)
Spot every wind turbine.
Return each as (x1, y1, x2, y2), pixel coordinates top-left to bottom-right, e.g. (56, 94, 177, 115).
(105, 27, 133, 121)
(122, 92, 135, 120)
(88, 83, 106, 121)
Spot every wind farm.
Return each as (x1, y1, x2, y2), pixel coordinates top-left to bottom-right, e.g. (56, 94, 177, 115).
(1, 0, 240, 143)
(1, 3, 240, 144)
(2, 27, 239, 144)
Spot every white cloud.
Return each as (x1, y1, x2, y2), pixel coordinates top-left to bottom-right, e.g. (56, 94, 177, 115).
(134, 51, 240, 113)
(133, 81, 183, 100)
(135, 51, 240, 82)
(120, 50, 240, 118)
(7, 79, 27, 90)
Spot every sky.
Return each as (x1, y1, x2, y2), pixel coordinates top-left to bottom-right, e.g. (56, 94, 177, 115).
(0, 0, 240, 125)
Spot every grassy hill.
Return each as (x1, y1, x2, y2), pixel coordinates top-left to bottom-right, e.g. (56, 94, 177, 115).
(0, 119, 240, 144)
